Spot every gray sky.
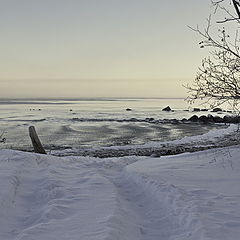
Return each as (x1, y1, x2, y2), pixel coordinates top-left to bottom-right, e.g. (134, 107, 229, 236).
(0, 0, 211, 98)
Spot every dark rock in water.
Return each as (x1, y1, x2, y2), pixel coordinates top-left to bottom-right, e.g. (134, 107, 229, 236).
(72, 117, 80, 121)
(162, 106, 172, 111)
(199, 115, 208, 123)
(129, 118, 137, 122)
(197, 114, 224, 123)
(212, 108, 222, 112)
(223, 115, 240, 123)
(184, 109, 189, 112)
(184, 114, 225, 124)
(193, 108, 200, 112)
(213, 116, 223, 123)
(170, 119, 179, 123)
(201, 109, 208, 111)
(126, 108, 132, 111)
(145, 117, 155, 122)
(69, 109, 73, 112)
(207, 114, 215, 123)
(230, 116, 240, 123)
(223, 115, 231, 123)
(188, 115, 199, 122)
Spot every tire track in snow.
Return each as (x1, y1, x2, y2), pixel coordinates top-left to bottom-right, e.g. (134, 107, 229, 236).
(93, 157, 196, 240)
(108, 173, 185, 240)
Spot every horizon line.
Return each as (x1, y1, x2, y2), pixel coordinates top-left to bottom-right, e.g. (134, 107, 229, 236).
(0, 96, 186, 101)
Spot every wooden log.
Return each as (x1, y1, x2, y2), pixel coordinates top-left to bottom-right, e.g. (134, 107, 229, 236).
(29, 126, 46, 154)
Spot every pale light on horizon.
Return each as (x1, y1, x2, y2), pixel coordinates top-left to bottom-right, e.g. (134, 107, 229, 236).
(0, 0, 211, 99)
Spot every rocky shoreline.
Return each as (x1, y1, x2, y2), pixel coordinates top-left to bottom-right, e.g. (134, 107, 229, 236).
(71, 114, 239, 125)
(161, 106, 240, 124)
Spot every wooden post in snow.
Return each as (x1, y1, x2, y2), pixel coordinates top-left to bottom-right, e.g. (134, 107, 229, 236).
(29, 126, 46, 154)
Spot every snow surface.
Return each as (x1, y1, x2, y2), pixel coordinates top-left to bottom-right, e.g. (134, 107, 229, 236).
(1, 129, 240, 239)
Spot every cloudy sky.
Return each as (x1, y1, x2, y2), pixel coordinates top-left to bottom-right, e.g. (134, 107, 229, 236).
(0, 0, 211, 98)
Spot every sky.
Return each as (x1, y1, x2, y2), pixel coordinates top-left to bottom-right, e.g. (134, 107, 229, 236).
(0, 0, 212, 99)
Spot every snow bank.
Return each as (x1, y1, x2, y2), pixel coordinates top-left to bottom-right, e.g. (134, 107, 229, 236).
(1, 144, 240, 239)
(122, 146, 240, 240)
(0, 150, 120, 240)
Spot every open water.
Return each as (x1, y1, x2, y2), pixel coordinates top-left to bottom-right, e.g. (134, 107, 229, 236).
(0, 98, 225, 152)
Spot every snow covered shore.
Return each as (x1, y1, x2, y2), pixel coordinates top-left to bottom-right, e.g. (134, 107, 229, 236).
(122, 147, 240, 239)
(1, 135, 240, 239)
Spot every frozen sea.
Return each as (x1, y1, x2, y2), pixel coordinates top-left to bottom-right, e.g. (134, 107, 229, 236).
(0, 98, 226, 152)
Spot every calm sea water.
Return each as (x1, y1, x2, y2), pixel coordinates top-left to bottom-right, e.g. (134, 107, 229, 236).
(0, 98, 224, 151)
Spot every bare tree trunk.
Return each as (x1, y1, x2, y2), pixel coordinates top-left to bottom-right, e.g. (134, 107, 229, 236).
(29, 126, 46, 154)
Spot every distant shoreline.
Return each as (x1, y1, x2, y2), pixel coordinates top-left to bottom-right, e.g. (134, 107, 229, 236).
(0, 97, 186, 101)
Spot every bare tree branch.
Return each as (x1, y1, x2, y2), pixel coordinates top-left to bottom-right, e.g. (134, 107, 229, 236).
(187, 1, 240, 110)
(232, 0, 240, 18)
